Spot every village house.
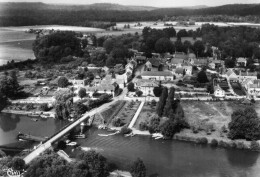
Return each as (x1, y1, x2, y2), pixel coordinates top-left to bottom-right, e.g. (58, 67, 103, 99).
(148, 57, 162, 68)
(236, 57, 247, 67)
(70, 79, 87, 88)
(214, 84, 225, 97)
(190, 58, 208, 67)
(135, 56, 146, 64)
(145, 60, 152, 71)
(84, 84, 115, 97)
(174, 52, 188, 60)
(208, 58, 224, 69)
(125, 59, 137, 80)
(182, 63, 193, 75)
(174, 68, 184, 78)
(238, 71, 257, 82)
(188, 53, 196, 60)
(93, 74, 125, 89)
(141, 71, 174, 81)
(170, 58, 185, 68)
(134, 79, 159, 96)
(226, 69, 238, 82)
(151, 53, 160, 58)
(245, 80, 260, 96)
(208, 62, 216, 69)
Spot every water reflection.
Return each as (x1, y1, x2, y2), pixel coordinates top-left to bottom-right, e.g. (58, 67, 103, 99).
(0, 114, 20, 132)
(226, 148, 259, 168)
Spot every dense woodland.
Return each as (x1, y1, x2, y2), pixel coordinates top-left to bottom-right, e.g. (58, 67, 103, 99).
(2, 3, 260, 26)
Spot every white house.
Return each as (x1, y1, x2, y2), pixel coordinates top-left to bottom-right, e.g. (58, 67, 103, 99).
(70, 79, 86, 88)
(134, 79, 159, 96)
(238, 71, 257, 82)
(84, 84, 115, 98)
(236, 57, 247, 67)
(243, 79, 260, 96)
(141, 71, 174, 81)
(226, 69, 238, 82)
(214, 84, 225, 97)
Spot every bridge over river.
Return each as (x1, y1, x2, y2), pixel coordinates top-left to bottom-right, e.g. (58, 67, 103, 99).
(23, 88, 127, 164)
(23, 98, 120, 164)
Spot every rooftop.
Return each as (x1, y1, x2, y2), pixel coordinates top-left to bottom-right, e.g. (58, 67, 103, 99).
(240, 72, 257, 76)
(174, 52, 188, 60)
(141, 71, 173, 77)
(171, 58, 184, 65)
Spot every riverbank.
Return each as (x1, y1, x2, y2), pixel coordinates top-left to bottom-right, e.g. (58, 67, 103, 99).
(173, 129, 260, 151)
(1, 109, 55, 118)
(101, 125, 260, 152)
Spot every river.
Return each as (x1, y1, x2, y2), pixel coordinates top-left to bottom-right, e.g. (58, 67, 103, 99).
(0, 113, 260, 177)
(0, 113, 67, 146)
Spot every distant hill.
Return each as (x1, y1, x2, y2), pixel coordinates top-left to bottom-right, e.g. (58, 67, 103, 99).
(1, 2, 260, 27)
(176, 5, 208, 9)
(0, 2, 157, 12)
(86, 3, 157, 11)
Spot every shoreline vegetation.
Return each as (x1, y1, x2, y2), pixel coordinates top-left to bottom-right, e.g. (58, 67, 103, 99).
(103, 126, 260, 152)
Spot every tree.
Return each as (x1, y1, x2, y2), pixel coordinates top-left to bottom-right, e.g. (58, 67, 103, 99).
(163, 87, 175, 117)
(148, 115, 161, 133)
(73, 102, 88, 117)
(153, 86, 163, 97)
(55, 91, 73, 119)
(9, 157, 25, 171)
(33, 31, 82, 63)
(56, 140, 67, 150)
(160, 120, 176, 139)
(135, 90, 143, 97)
(154, 37, 173, 54)
(76, 150, 109, 177)
(130, 158, 146, 177)
(228, 107, 260, 140)
(197, 70, 209, 83)
(25, 153, 71, 177)
(156, 87, 168, 116)
(103, 38, 115, 53)
(0, 92, 7, 112)
(225, 58, 236, 68)
(39, 103, 49, 111)
(0, 72, 21, 98)
(78, 87, 87, 99)
(193, 40, 205, 57)
(58, 76, 69, 88)
(127, 82, 135, 92)
(177, 29, 188, 38)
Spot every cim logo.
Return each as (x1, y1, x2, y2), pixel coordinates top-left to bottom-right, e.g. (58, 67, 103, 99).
(0, 166, 21, 177)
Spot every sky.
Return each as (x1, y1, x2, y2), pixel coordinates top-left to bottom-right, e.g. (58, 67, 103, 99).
(0, 0, 260, 7)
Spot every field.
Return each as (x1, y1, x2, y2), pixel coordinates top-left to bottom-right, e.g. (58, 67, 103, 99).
(101, 100, 126, 124)
(133, 102, 157, 129)
(230, 82, 246, 96)
(181, 101, 260, 131)
(113, 100, 141, 127)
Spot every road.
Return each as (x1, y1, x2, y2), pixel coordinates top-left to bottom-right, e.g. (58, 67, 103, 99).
(24, 88, 127, 164)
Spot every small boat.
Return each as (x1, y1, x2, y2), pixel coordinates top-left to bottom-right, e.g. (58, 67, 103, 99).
(155, 136, 163, 140)
(31, 118, 38, 122)
(18, 139, 26, 141)
(98, 134, 109, 137)
(67, 142, 77, 146)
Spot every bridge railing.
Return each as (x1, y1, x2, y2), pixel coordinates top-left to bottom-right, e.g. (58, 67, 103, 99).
(41, 115, 87, 144)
